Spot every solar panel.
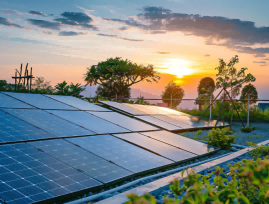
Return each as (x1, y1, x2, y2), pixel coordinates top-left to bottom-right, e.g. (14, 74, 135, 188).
(0, 93, 35, 109)
(134, 115, 182, 131)
(112, 133, 196, 162)
(0, 110, 54, 143)
(28, 139, 133, 183)
(141, 131, 219, 155)
(46, 110, 131, 134)
(151, 115, 193, 129)
(4, 92, 77, 110)
(164, 115, 208, 128)
(0, 143, 101, 204)
(1, 109, 95, 137)
(67, 135, 173, 173)
(46, 95, 111, 111)
(123, 103, 169, 115)
(87, 112, 159, 132)
(100, 101, 146, 115)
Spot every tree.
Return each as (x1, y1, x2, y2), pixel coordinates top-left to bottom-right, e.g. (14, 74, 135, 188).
(196, 77, 215, 111)
(84, 57, 160, 98)
(54, 81, 85, 98)
(0, 80, 7, 91)
(161, 81, 184, 109)
(95, 85, 131, 100)
(240, 83, 258, 109)
(32, 76, 54, 94)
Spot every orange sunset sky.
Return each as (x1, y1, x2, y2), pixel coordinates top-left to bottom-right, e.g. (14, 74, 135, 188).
(1, 0, 269, 103)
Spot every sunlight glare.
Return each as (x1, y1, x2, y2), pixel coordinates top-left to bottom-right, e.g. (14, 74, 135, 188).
(158, 58, 194, 78)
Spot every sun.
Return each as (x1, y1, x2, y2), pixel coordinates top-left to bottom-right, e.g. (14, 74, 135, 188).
(158, 58, 194, 78)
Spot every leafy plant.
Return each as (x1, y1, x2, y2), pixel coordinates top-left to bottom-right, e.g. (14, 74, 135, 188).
(206, 127, 237, 150)
(162, 80, 184, 109)
(196, 129, 202, 136)
(247, 142, 269, 159)
(127, 157, 269, 204)
(240, 126, 257, 133)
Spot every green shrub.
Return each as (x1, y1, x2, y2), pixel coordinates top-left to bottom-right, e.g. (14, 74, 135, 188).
(195, 129, 203, 136)
(181, 133, 185, 136)
(126, 157, 269, 204)
(247, 142, 269, 159)
(206, 127, 236, 150)
(240, 126, 257, 133)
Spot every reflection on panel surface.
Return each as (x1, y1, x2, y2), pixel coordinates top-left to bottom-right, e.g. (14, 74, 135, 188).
(100, 101, 146, 115)
(141, 131, 219, 155)
(88, 112, 159, 132)
(4, 92, 77, 110)
(113, 133, 196, 162)
(0, 93, 34, 109)
(46, 95, 111, 111)
(135, 115, 181, 131)
(2, 109, 94, 137)
(164, 115, 208, 127)
(28, 139, 132, 183)
(67, 135, 172, 173)
(152, 115, 193, 129)
(0, 143, 101, 204)
(0, 110, 54, 143)
(47, 110, 130, 134)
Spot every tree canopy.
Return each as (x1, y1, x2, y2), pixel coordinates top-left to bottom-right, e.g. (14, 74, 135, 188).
(196, 77, 215, 110)
(95, 85, 131, 100)
(215, 55, 256, 91)
(84, 57, 160, 98)
(161, 81, 184, 109)
(240, 83, 258, 108)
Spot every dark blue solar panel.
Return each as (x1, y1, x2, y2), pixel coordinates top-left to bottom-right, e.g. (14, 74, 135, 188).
(67, 135, 173, 173)
(28, 139, 133, 183)
(0, 93, 34, 109)
(0, 143, 101, 204)
(3, 92, 77, 110)
(1, 109, 95, 137)
(0, 110, 55, 143)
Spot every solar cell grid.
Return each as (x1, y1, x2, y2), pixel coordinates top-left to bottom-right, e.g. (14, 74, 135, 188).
(1, 109, 95, 137)
(28, 139, 133, 183)
(134, 115, 182, 131)
(0, 93, 34, 109)
(4, 92, 77, 110)
(100, 101, 146, 115)
(46, 95, 111, 111)
(0, 110, 55, 143)
(46, 110, 131, 134)
(113, 133, 197, 162)
(0, 143, 101, 204)
(87, 111, 159, 132)
(141, 131, 219, 155)
(67, 135, 173, 173)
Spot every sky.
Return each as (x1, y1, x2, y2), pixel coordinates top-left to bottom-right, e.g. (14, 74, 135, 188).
(1, 0, 269, 106)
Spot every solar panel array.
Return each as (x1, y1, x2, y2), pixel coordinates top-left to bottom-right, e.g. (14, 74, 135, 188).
(0, 93, 220, 204)
(100, 101, 229, 131)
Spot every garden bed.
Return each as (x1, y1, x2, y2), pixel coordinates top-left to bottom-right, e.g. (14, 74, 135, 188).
(180, 122, 269, 146)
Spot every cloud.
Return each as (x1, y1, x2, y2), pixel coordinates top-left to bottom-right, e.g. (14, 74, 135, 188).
(4, 35, 11, 39)
(118, 26, 129, 30)
(0, 16, 27, 29)
(254, 54, 266, 58)
(0, 9, 21, 15)
(54, 11, 98, 30)
(156, 51, 170, 54)
(97, 33, 143, 41)
(27, 19, 61, 30)
(104, 6, 269, 56)
(58, 31, 86, 36)
(150, 30, 166, 34)
(253, 61, 266, 63)
(262, 58, 269, 61)
(260, 64, 267, 66)
(204, 54, 210, 57)
(28, 11, 47, 17)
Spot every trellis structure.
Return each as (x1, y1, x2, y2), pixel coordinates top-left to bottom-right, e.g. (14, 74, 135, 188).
(12, 63, 35, 91)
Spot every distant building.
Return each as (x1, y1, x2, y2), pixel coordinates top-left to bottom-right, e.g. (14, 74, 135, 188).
(157, 102, 168, 107)
(258, 103, 269, 112)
